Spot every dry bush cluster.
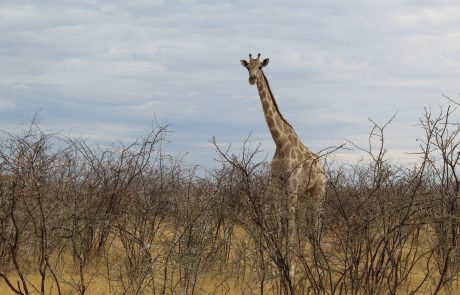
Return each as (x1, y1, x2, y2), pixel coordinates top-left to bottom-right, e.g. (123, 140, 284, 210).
(0, 104, 460, 295)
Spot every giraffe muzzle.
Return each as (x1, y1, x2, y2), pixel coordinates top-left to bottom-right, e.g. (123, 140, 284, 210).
(248, 76, 256, 85)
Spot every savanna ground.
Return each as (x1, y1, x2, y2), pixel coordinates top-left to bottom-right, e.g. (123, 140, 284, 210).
(1, 102, 460, 295)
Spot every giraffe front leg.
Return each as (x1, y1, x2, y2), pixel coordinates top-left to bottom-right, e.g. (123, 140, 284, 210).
(316, 182, 326, 242)
(288, 191, 302, 283)
(267, 175, 285, 249)
(309, 182, 326, 246)
(268, 175, 295, 294)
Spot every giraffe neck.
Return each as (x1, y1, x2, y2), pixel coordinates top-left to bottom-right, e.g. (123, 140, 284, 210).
(256, 72, 295, 148)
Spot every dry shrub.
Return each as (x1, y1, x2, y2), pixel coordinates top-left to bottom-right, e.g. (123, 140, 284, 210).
(1, 101, 460, 295)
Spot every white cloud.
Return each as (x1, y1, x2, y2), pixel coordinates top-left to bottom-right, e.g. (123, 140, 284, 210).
(0, 98, 15, 110)
(0, 0, 459, 168)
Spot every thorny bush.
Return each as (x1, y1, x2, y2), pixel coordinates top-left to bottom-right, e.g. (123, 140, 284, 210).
(1, 101, 460, 295)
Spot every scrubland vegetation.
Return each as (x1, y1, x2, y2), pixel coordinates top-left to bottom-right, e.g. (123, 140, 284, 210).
(1, 102, 460, 295)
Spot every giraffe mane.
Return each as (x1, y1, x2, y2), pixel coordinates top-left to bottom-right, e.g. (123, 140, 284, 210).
(262, 71, 293, 129)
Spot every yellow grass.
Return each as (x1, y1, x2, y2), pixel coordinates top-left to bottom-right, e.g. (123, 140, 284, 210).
(1, 227, 459, 295)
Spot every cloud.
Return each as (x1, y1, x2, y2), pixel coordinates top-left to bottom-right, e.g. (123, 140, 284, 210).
(1, 0, 459, 168)
(0, 98, 15, 110)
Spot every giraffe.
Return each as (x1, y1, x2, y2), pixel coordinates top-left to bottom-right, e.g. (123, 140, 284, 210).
(240, 53, 326, 281)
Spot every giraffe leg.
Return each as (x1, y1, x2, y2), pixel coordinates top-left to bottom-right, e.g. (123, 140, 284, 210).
(286, 192, 312, 293)
(296, 202, 309, 295)
(288, 192, 302, 283)
(295, 195, 308, 254)
(269, 176, 296, 294)
(308, 182, 326, 246)
(268, 176, 285, 250)
(288, 195, 295, 281)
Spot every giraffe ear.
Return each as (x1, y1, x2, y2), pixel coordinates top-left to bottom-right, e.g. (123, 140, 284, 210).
(240, 60, 248, 67)
(261, 58, 269, 67)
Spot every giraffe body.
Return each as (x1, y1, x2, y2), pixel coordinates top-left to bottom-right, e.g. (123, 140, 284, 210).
(240, 54, 326, 285)
(241, 54, 325, 234)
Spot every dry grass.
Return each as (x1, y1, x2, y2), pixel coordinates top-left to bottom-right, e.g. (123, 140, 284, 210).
(1, 230, 458, 295)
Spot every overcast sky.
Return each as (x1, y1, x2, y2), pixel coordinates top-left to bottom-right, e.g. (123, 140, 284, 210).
(1, 0, 459, 168)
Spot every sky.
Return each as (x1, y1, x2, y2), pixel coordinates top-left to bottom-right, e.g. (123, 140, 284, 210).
(1, 0, 460, 168)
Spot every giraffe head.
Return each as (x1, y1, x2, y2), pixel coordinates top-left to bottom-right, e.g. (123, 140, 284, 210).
(240, 53, 269, 85)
